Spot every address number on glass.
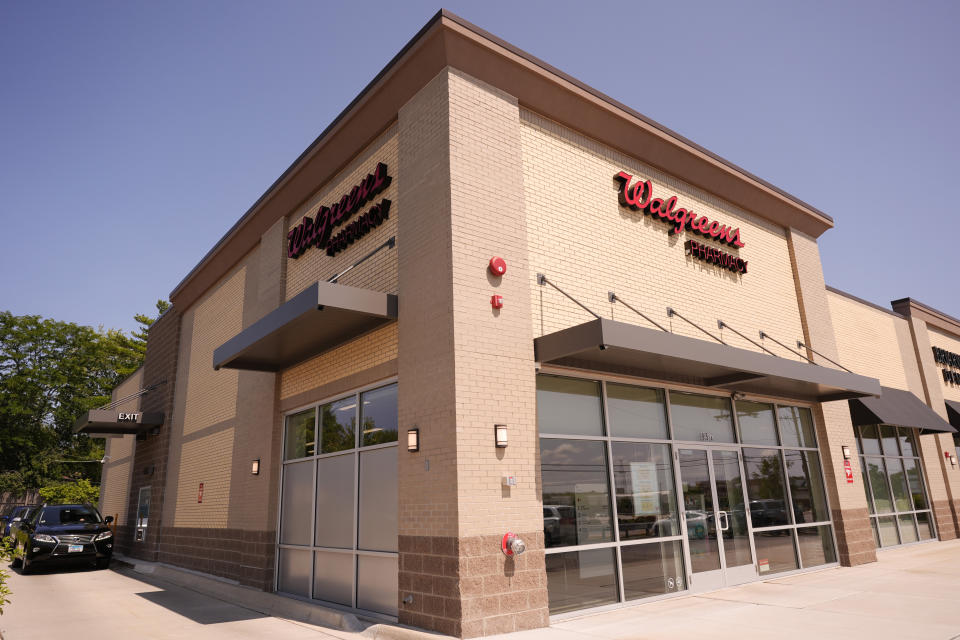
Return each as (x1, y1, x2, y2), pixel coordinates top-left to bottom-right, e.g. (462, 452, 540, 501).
(698, 432, 714, 442)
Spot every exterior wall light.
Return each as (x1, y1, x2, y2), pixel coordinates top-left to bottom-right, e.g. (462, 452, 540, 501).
(251, 458, 260, 475)
(495, 424, 508, 448)
(951, 454, 957, 468)
(407, 428, 420, 452)
(841, 445, 851, 460)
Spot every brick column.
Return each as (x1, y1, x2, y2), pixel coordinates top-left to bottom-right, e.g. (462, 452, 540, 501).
(787, 229, 875, 566)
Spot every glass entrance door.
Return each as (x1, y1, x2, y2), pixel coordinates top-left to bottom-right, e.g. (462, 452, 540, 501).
(678, 447, 755, 592)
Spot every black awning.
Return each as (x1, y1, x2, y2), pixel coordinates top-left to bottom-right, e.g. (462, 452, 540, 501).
(73, 409, 164, 436)
(848, 386, 956, 434)
(533, 318, 880, 402)
(213, 281, 397, 372)
(943, 400, 960, 430)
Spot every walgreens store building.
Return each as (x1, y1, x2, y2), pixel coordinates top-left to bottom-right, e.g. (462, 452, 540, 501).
(83, 10, 960, 638)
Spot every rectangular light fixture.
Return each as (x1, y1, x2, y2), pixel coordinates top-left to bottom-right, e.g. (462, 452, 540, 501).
(495, 424, 508, 448)
(841, 445, 851, 460)
(251, 458, 260, 475)
(407, 428, 420, 452)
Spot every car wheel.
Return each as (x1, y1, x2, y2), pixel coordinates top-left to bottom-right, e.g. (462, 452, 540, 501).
(96, 558, 111, 570)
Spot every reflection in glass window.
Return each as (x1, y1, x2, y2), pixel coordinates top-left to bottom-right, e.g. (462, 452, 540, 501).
(903, 459, 928, 510)
(540, 439, 613, 548)
(753, 531, 798, 575)
(545, 548, 619, 614)
(897, 427, 916, 457)
(796, 525, 836, 567)
(284, 409, 316, 460)
(611, 442, 678, 539)
(876, 515, 899, 547)
(320, 396, 356, 453)
(880, 425, 900, 457)
(607, 384, 668, 439)
(737, 401, 778, 446)
(742, 448, 790, 527)
(778, 406, 816, 448)
(784, 450, 830, 524)
(621, 541, 685, 600)
(865, 458, 893, 513)
(898, 514, 918, 544)
(360, 383, 398, 446)
(537, 376, 604, 436)
(886, 458, 913, 512)
(916, 512, 935, 540)
(669, 392, 735, 443)
(858, 424, 882, 455)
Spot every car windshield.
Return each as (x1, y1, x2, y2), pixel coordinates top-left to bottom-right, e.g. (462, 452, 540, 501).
(39, 506, 102, 525)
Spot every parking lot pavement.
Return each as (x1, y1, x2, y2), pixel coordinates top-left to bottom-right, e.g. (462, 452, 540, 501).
(0, 562, 359, 640)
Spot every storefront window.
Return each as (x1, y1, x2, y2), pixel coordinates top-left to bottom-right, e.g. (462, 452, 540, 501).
(537, 375, 604, 436)
(778, 406, 816, 448)
(784, 450, 829, 524)
(284, 409, 316, 460)
(621, 540, 685, 600)
(545, 548, 619, 614)
(540, 439, 613, 548)
(669, 392, 735, 443)
(742, 448, 790, 528)
(737, 401, 778, 446)
(796, 525, 836, 567)
(856, 425, 935, 548)
(607, 384, 667, 439)
(753, 531, 798, 575)
(278, 381, 398, 616)
(611, 442, 678, 538)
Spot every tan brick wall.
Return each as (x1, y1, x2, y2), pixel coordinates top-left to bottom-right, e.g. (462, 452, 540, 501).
(285, 126, 399, 299)
(100, 368, 142, 525)
(278, 324, 397, 400)
(826, 291, 914, 390)
(520, 110, 806, 358)
(928, 326, 960, 403)
(164, 253, 254, 529)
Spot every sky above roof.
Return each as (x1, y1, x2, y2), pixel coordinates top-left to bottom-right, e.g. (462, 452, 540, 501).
(2, 1, 957, 334)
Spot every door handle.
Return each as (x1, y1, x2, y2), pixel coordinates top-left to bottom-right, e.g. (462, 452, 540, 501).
(717, 510, 729, 532)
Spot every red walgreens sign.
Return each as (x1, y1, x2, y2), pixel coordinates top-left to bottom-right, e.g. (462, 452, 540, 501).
(615, 171, 746, 248)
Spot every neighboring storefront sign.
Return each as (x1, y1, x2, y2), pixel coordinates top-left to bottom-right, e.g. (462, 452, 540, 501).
(933, 346, 960, 385)
(614, 171, 746, 248)
(287, 162, 392, 259)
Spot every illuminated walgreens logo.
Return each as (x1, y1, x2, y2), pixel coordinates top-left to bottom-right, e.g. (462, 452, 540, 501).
(288, 162, 392, 259)
(614, 172, 745, 248)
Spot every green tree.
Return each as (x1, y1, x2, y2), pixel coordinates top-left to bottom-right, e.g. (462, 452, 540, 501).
(0, 312, 144, 492)
(38, 478, 100, 504)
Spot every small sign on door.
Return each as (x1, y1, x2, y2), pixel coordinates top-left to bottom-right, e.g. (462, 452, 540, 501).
(758, 559, 770, 573)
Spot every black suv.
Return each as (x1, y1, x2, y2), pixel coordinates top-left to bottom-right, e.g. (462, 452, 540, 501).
(12, 504, 114, 573)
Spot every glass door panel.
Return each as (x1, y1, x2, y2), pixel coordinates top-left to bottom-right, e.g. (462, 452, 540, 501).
(678, 448, 722, 590)
(711, 450, 755, 585)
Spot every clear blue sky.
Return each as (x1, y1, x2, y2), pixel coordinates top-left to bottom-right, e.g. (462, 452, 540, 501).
(2, 1, 957, 335)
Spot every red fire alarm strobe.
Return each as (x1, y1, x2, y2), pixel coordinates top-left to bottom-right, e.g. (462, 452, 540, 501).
(197, 482, 204, 503)
(843, 460, 854, 484)
(489, 257, 507, 276)
(491, 295, 504, 309)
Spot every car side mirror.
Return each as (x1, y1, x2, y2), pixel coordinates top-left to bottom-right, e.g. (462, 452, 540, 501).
(104, 516, 114, 524)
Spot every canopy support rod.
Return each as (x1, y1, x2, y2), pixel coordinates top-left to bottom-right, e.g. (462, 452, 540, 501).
(718, 320, 778, 357)
(759, 331, 815, 364)
(328, 236, 396, 284)
(537, 274, 601, 320)
(97, 380, 168, 410)
(797, 340, 854, 373)
(666, 307, 724, 344)
(608, 292, 669, 332)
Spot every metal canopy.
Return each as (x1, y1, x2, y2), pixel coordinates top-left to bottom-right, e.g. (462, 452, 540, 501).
(848, 386, 956, 434)
(213, 280, 398, 372)
(533, 318, 881, 402)
(947, 400, 960, 429)
(73, 409, 164, 436)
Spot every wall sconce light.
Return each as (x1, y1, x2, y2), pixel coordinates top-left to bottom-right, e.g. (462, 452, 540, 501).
(407, 428, 420, 452)
(841, 445, 851, 460)
(495, 424, 508, 448)
(951, 454, 957, 468)
(251, 458, 260, 475)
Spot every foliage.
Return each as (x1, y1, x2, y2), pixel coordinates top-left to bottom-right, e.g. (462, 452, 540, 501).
(0, 538, 17, 615)
(0, 302, 167, 494)
(38, 478, 100, 505)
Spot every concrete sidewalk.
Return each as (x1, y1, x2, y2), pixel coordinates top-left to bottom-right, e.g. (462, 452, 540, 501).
(490, 539, 960, 640)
